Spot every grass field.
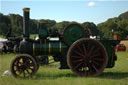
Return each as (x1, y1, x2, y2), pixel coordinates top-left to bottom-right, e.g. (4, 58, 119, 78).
(0, 52, 128, 85)
(0, 35, 5, 38)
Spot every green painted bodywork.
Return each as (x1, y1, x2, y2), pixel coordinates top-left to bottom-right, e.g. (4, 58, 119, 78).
(100, 40, 120, 67)
(33, 40, 68, 56)
(32, 37, 120, 68)
(63, 25, 85, 45)
(38, 28, 48, 39)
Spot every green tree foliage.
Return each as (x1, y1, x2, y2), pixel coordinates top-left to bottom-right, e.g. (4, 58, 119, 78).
(0, 23, 9, 35)
(97, 18, 118, 39)
(119, 11, 128, 20)
(29, 19, 38, 34)
(0, 13, 39, 36)
(0, 11, 128, 39)
(0, 13, 11, 36)
(0, 13, 11, 25)
(82, 22, 99, 36)
(9, 14, 23, 36)
(39, 19, 56, 30)
(117, 19, 128, 39)
(55, 21, 70, 33)
(97, 11, 128, 39)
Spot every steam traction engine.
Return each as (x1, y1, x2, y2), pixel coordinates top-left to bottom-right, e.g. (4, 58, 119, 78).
(10, 8, 120, 78)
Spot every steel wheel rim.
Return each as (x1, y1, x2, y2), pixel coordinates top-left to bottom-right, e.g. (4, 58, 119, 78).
(67, 38, 107, 76)
(11, 54, 37, 78)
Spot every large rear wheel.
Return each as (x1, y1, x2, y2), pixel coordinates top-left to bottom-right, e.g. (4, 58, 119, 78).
(67, 38, 107, 76)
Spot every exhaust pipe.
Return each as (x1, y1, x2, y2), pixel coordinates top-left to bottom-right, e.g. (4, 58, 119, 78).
(23, 8, 30, 38)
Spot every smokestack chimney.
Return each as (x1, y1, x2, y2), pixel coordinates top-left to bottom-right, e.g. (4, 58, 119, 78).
(23, 8, 30, 38)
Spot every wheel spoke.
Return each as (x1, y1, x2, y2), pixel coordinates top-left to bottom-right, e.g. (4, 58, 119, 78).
(14, 63, 18, 66)
(92, 48, 100, 55)
(71, 56, 83, 59)
(87, 42, 90, 53)
(23, 71, 26, 78)
(73, 50, 85, 57)
(76, 44, 83, 54)
(29, 63, 34, 66)
(74, 62, 83, 69)
(93, 58, 104, 61)
(93, 61, 100, 66)
(15, 70, 22, 76)
(82, 63, 86, 67)
(83, 44, 87, 56)
(26, 69, 31, 74)
(14, 61, 18, 65)
(72, 59, 83, 63)
(25, 64, 30, 69)
(92, 64, 98, 72)
(24, 59, 30, 65)
(87, 63, 92, 71)
(91, 53, 101, 58)
(88, 46, 95, 55)
(25, 64, 34, 71)
(15, 67, 22, 71)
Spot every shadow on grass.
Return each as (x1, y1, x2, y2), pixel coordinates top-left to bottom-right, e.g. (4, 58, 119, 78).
(33, 72, 77, 80)
(98, 72, 128, 79)
(33, 72, 128, 80)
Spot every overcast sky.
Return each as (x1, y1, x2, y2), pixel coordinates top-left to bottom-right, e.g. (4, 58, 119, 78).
(0, 0, 128, 24)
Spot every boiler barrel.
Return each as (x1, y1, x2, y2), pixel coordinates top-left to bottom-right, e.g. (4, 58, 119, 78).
(32, 40, 68, 56)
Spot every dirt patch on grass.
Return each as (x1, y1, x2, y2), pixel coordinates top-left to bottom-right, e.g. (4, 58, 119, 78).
(120, 40, 128, 50)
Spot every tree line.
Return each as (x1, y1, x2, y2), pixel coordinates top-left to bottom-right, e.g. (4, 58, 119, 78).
(97, 11, 128, 39)
(0, 11, 128, 39)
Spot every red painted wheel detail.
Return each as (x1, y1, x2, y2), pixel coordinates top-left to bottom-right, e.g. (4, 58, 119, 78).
(67, 38, 107, 76)
(11, 54, 37, 78)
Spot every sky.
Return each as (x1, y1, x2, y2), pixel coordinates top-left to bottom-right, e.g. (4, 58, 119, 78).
(0, 0, 128, 24)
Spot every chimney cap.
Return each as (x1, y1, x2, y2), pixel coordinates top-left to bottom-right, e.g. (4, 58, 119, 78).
(23, 8, 30, 12)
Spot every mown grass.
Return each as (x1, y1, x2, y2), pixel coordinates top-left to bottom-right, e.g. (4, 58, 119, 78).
(30, 34, 38, 39)
(0, 35, 5, 38)
(0, 52, 128, 85)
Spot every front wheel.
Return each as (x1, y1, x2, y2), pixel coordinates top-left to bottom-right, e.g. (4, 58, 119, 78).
(11, 54, 38, 78)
